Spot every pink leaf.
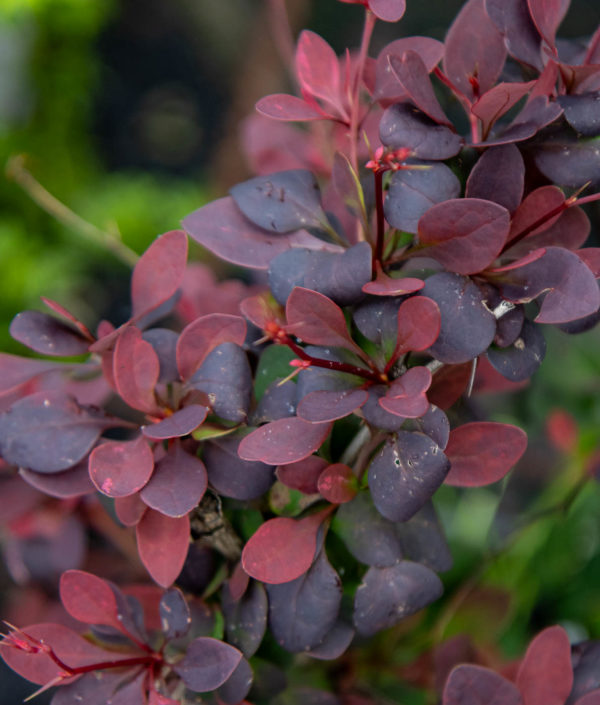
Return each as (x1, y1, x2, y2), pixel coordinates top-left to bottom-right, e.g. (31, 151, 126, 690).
(136, 510, 190, 587)
(113, 327, 160, 414)
(375, 37, 444, 103)
(176, 313, 247, 380)
(242, 511, 329, 583)
(285, 287, 365, 359)
(516, 626, 573, 705)
(369, 0, 406, 22)
(238, 418, 333, 465)
(89, 436, 154, 497)
(255, 94, 326, 121)
(317, 463, 357, 504)
(389, 51, 451, 125)
(444, 422, 527, 486)
(418, 198, 510, 275)
(131, 230, 188, 318)
(296, 31, 343, 116)
(527, 0, 569, 48)
(379, 366, 432, 418)
(59, 570, 121, 630)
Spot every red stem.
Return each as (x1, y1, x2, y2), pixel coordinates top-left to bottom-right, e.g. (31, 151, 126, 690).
(505, 201, 570, 250)
(44, 646, 161, 677)
(349, 10, 376, 173)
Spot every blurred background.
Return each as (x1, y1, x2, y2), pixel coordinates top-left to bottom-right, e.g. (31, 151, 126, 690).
(1, 0, 600, 702)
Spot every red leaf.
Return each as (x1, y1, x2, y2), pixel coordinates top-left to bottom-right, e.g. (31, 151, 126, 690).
(394, 296, 441, 357)
(443, 0, 506, 102)
(546, 409, 578, 453)
(142, 405, 208, 441)
(276, 456, 329, 494)
(379, 366, 432, 418)
(113, 327, 160, 414)
(389, 51, 451, 126)
(238, 418, 333, 465)
(362, 268, 424, 296)
(444, 422, 527, 486)
(472, 81, 535, 138)
(131, 230, 188, 318)
(255, 94, 326, 121)
(516, 626, 573, 705)
(296, 31, 343, 116)
(418, 198, 510, 275)
(176, 313, 247, 380)
(285, 287, 365, 359)
(242, 511, 329, 583)
(577, 248, 600, 278)
(136, 510, 190, 587)
(59, 570, 121, 630)
(527, 0, 569, 47)
(297, 388, 368, 422)
(114, 493, 147, 527)
(89, 436, 154, 497)
(41, 297, 94, 341)
(317, 463, 357, 504)
(240, 292, 285, 330)
(508, 186, 566, 244)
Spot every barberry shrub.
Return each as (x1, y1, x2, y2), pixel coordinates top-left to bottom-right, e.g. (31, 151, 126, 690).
(1, 0, 600, 702)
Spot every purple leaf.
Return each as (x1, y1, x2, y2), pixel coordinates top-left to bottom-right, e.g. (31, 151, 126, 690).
(417, 198, 510, 275)
(489, 246, 600, 323)
(217, 657, 253, 705)
(466, 144, 525, 213)
(354, 561, 443, 636)
(143, 405, 208, 441)
(19, 461, 94, 498)
(256, 94, 326, 121)
(183, 197, 332, 270)
(533, 135, 600, 189)
(266, 549, 342, 653)
(130, 229, 188, 319)
(485, 0, 543, 70)
(375, 37, 444, 104)
(190, 342, 252, 423)
(443, 0, 506, 102)
(369, 432, 450, 521)
(297, 388, 368, 422)
(527, 0, 570, 48)
(295, 31, 342, 115)
(422, 273, 496, 363)
(506, 207, 590, 259)
(241, 510, 329, 584)
(389, 52, 451, 125)
(285, 287, 365, 359)
(369, 0, 406, 22)
(174, 637, 242, 692)
(558, 93, 600, 137)
(307, 621, 354, 660)
(333, 491, 404, 567)
(472, 81, 535, 138)
(238, 418, 333, 466)
(396, 501, 453, 572)
(0, 354, 67, 399)
(105, 671, 147, 705)
(380, 366, 432, 418)
(252, 379, 297, 424)
(317, 463, 357, 504)
(10, 311, 90, 357)
(413, 404, 450, 450)
(230, 170, 327, 234)
(142, 328, 179, 383)
(113, 326, 160, 414)
(177, 313, 246, 381)
(140, 443, 207, 517)
(89, 436, 154, 498)
(444, 422, 527, 486)
(487, 319, 546, 381)
(276, 455, 329, 494)
(160, 587, 191, 639)
(0, 392, 108, 473)
(268, 242, 372, 307)
(380, 103, 463, 159)
(222, 580, 268, 657)
(136, 510, 190, 587)
(384, 161, 461, 234)
(361, 385, 407, 431)
(51, 670, 132, 705)
(516, 625, 573, 705)
(204, 436, 275, 500)
(443, 664, 523, 705)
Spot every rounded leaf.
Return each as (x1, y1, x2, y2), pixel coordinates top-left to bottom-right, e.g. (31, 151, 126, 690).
(174, 637, 242, 693)
(89, 436, 154, 498)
